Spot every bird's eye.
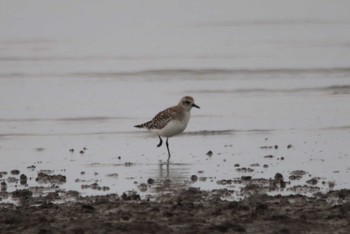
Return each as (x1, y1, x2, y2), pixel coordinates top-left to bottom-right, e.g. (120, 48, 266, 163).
(183, 101, 191, 105)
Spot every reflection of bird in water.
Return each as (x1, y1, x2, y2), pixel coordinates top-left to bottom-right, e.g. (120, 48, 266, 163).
(135, 96, 200, 162)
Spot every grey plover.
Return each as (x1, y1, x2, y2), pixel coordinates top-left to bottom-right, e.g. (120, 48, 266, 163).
(134, 96, 200, 161)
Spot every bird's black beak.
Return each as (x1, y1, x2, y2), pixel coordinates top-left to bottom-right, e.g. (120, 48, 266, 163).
(192, 103, 200, 109)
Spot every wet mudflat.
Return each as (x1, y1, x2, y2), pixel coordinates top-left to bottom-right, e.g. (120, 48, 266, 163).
(1, 187, 350, 234)
(1, 1, 350, 233)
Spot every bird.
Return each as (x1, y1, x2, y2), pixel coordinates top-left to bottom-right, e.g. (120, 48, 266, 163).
(134, 96, 200, 161)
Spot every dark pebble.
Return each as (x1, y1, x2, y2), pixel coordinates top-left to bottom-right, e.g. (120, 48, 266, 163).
(147, 178, 155, 185)
(1, 181, 7, 191)
(274, 173, 284, 181)
(306, 178, 318, 185)
(191, 175, 198, 182)
(11, 169, 20, 175)
(27, 165, 36, 170)
(20, 174, 27, 185)
(241, 176, 252, 181)
(206, 150, 213, 156)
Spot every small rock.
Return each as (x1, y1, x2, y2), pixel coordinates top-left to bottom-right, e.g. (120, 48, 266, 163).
(241, 176, 252, 181)
(138, 183, 148, 192)
(206, 150, 213, 156)
(287, 144, 293, 149)
(274, 173, 284, 181)
(147, 178, 155, 184)
(10, 169, 20, 175)
(306, 178, 318, 185)
(190, 175, 198, 182)
(1, 182, 7, 191)
(20, 174, 27, 185)
(27, 165, 36, 170)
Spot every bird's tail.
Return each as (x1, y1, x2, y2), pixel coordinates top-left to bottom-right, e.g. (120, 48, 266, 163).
(134, 121, 152, 129)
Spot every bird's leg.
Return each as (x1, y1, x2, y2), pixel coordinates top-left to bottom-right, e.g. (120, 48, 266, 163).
(166, 137, 171, 162)
(157, 136, 163, 147)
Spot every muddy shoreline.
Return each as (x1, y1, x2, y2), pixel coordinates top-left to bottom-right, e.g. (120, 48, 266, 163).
(0, 188, 349, 234)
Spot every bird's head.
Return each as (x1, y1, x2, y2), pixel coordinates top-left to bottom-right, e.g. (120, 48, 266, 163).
(179, 96, 200, 111)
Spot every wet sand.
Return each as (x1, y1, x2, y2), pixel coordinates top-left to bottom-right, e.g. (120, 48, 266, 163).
(1, 187, 350, 233)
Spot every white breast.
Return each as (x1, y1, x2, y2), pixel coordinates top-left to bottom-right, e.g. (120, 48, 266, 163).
(152, 111, 190, 137)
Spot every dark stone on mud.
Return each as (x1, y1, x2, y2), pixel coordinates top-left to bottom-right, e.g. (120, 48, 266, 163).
(287, 144, 293, 149)
(206, 150, 213, 156)
(147, 178, 155, 184)
(190, 175, 198, 182)
(306, 178, 318, 185)
(1, 181, 7, 191)
(241, 176, 252, 181)
(274, 173, 284, 181)
(264, 155, 274, 158)
(69, 148, 74, 152)
(274, 145, 278, 149)
(138, 183, 148, 192)
(27, 165, 36, 170)
(10, 169, 20, 175)
(234, 163, 240, 167)
(20, 174, 27, 185)
(79, 150, 84, 154)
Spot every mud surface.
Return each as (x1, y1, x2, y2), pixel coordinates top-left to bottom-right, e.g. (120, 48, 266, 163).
(0, 188, 350, 233)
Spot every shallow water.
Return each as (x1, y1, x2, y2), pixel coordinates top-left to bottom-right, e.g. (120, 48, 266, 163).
(1, 1, 350, 200)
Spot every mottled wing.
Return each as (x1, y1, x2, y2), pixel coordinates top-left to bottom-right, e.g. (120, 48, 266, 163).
(148, 106, 179, 130)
